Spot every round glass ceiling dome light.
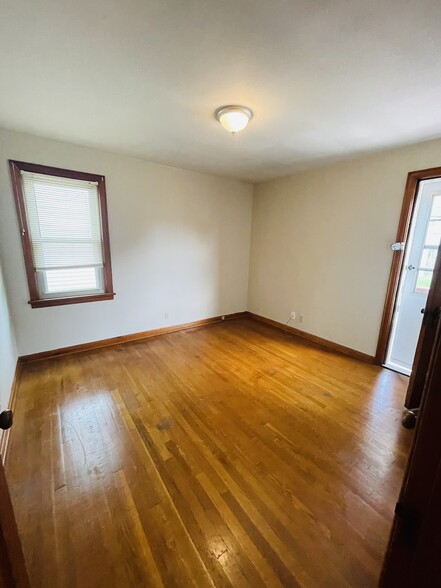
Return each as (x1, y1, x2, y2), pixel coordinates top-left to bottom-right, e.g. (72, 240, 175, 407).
(215, 105, 254, 134)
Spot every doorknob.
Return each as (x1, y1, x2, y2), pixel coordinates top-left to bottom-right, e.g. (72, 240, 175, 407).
(407, 265, 416, 270)
(0, 410, 13, 430)
(421, 307, 441, 325)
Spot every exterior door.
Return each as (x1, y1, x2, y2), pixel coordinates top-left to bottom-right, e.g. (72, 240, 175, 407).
(0, 428, 30, 588)
(405, 231, 441, 409)
(380, 293, 441, 585)
(385, 180, 441, 375)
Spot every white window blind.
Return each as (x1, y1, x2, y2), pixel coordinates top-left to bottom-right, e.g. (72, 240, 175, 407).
(21, 171, 105, 298)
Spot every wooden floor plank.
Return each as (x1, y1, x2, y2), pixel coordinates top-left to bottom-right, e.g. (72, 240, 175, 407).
(6, 319, 412, 587)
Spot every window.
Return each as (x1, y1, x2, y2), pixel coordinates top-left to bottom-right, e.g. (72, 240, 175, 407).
(415, 194, 441, 293)
(9, 161, 114, 308)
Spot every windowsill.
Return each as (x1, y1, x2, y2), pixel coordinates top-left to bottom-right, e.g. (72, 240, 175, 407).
(29, 292, 115, 308)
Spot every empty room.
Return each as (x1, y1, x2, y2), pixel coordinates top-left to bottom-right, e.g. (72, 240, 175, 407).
(1, 1, 441, 586)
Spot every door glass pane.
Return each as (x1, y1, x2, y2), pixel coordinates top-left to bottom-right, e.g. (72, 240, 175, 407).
(425, 219, 441, 247)
(431, 194, 441, 218)
(415, 270, 433, 293)
(420, 247, 438, 270)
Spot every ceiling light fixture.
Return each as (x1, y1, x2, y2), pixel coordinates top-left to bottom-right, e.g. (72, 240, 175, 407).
(215, 105, 253, 135)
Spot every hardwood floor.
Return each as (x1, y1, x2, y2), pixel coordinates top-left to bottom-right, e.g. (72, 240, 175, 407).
(6, 319, 412, 587)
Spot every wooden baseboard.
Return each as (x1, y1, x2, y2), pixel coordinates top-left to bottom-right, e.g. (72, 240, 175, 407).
(20, 309, 374, 366)
(0, 359, 22, 464)
(246, 312, 375, 364)
(21, 312, 247, 363)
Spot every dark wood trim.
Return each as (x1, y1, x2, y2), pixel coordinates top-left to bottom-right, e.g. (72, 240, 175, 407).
(246, 312, 375, 364)
(8, 160, 114, 308)
(19, 308, 374, 366)
(8, 160, 105, 183)
(29, 292, 115, 308)
(0, 440, 30, 588)
(20, 312, 247, 362)
(0, 361, 30, 588)
(97, 175, 114, 297)
(380, 302, 441, 585)
(9, 161, 39, 301)
(0, 359, 22, 465)
(375, 165, 441, 365)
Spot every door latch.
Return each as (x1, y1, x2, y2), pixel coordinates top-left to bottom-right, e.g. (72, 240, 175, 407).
(391, 242, 405, 251)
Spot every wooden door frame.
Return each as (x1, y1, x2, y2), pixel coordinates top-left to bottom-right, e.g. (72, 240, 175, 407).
(380, 297, 441, 585)
(375, 165, 441, 366)
(0, 454, 30, 588)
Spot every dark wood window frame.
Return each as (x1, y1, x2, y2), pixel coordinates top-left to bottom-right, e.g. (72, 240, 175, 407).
(9, 160, 115, 308)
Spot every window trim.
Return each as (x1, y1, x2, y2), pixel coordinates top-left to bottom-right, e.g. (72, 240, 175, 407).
(9, 160, 115, 308)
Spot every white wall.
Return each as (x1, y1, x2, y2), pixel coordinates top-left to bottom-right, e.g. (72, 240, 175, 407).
(0, 129, 253, 355)
(4, 128, 441, 360)
(0, 255, 18, 410)
(249, 138, 441, 356)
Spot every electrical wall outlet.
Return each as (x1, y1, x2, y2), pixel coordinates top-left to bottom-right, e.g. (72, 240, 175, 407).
(299, 315, 304, 323)
(290, 311, 296, 320)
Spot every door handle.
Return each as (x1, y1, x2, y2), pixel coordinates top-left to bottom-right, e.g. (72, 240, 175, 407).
(0, 410, 13, 430)
(407, 265, 416, 270)
(421, 307, 441, 326)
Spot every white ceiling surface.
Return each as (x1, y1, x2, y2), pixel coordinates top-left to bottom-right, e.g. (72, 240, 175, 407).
(1, 0, 441, 182)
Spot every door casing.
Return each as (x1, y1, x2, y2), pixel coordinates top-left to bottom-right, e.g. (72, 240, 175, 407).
(0, 447, 30, 588)
(376, 166, 441, 370)
(380, 261, 441, 585)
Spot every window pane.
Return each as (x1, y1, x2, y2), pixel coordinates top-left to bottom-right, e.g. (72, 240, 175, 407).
(34, 183, 97, 239)
(420, 247, 438, 271)
(11, 161, 113, 307)
(22, 172, 103, 271)
(431, 194, 441, 218)
(415, 270, 433, 293)
(33, 241, 103, 269)
(425, 220, 441, 247)
(44, 267, 101, 294)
